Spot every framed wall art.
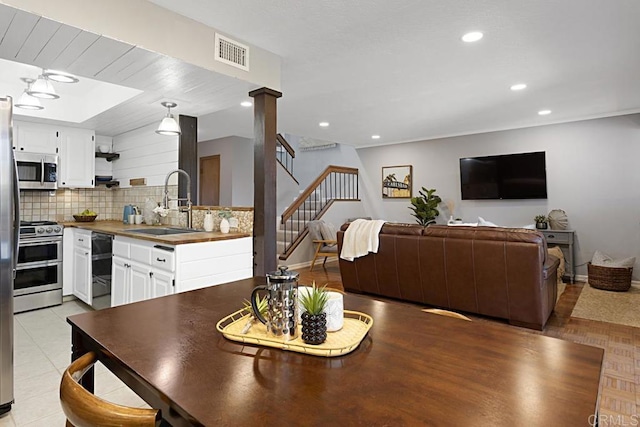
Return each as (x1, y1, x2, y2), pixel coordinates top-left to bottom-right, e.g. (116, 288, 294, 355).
(382, 165, 412, 198)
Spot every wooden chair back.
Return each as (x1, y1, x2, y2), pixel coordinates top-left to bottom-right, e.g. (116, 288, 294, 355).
(60, 352, 161, 427)
(422, 308, 472, 321)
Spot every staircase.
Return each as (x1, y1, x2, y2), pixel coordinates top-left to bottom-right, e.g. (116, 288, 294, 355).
(278, 165, 359, 260)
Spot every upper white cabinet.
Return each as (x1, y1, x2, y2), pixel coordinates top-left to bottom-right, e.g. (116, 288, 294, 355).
(13, 122, 58, 154)
(59, 128, 95, 188)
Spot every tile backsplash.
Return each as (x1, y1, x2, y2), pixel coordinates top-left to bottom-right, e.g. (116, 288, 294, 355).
(19, 186, 254, 232)
(19, 185, 178, 223)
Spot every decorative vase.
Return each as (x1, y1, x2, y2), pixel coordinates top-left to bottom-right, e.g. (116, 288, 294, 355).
(301, 311, 327, 345)
(536, 222, 548, 230)
(203, 212, 214, 232)
(220, 218, 230, 233)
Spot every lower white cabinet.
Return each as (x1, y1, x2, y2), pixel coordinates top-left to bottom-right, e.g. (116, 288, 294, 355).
(111, 237, 175, 307)
(71, 230, 92, 304)
(110, 235, 252, 306)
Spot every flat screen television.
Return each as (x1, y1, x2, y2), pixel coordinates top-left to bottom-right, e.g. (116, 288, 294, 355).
(459, 151, 547, 200)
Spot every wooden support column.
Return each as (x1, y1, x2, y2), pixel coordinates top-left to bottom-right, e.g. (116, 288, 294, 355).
(250, 87, 282, 276)
(178, 115, 198, 203)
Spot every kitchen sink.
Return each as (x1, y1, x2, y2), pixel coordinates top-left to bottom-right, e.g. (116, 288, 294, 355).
(127, 228, 203, 236)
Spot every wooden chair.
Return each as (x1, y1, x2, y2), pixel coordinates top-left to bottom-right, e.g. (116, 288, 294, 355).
(307, 220, 338, 271)
(422, 308, 472, 321)
(60, 352, 161, 427)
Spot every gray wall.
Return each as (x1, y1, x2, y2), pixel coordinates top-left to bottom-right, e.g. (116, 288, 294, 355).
(356, 113, 640, 278)
(198, 136, 253, 206)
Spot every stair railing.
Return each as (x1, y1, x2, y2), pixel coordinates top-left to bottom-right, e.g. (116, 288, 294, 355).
(279, 165, 359, 259)
(276, 134, 298, 184)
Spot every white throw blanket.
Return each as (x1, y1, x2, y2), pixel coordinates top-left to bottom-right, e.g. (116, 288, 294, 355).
(340, 219, 386, 262)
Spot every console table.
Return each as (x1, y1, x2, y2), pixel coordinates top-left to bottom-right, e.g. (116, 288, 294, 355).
(540, 229, 575, 283)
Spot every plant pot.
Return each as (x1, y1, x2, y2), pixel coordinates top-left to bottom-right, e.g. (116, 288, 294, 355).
(301, 311, 327, 345)
(536, 222, 548, 230)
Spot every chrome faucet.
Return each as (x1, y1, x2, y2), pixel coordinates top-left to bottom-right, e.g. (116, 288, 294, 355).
(163, 169, 193, 229)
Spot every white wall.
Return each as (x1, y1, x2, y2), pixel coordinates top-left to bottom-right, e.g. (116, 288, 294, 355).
(197, 136, 253, 206)
(112, 123, 178, 188)
(357, 113, 640, 278)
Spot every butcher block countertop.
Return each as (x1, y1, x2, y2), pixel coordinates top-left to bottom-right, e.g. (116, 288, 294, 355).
(61, 220, 251, 245)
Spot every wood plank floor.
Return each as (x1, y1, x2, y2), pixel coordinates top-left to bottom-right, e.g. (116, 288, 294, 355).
(302, 261, 636, 423)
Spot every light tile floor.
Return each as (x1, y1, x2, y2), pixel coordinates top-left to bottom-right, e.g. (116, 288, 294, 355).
(0, 300, 148, 426)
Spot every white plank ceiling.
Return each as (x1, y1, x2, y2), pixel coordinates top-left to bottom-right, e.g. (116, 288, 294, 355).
(0, 3, 254, 137)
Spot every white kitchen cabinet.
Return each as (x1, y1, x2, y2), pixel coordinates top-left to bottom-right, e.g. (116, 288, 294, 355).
(130, 262, 151, 303)
(150, 270, 174, 299)
(110, 235, 252, 306)
(13, 122, 59, 154)
(58, 128, 95, 188)
(72, 230, 92, 304)
(111, 238, 176, 307)
(111, 257, 129, 307)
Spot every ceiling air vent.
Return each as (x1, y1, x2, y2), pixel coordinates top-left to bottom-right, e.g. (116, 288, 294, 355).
(215, 33, 249, 71)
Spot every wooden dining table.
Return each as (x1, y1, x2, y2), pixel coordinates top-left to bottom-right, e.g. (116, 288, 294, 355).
(67, 277, 604, 426)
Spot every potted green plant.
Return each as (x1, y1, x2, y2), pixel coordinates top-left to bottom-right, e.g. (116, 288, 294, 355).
(299, 282, 329, 345)
(409, 187, 442, 226)
(534, 215, 548, 230)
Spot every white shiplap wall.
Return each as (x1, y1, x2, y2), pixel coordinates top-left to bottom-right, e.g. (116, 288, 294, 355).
(112, 123, 178, 187)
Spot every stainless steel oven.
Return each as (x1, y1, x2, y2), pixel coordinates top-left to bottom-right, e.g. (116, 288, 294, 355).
(15, 221, 63, 313)
(15, 152, 58, 190)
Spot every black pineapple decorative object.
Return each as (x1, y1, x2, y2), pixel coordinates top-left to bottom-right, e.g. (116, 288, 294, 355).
(299, 282, 329, 345)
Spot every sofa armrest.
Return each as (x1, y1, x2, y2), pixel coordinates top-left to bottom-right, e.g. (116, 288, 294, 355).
(543, 254, 560, 280)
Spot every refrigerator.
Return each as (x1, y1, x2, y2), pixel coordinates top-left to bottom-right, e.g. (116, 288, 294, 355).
(0, 96, 17, 415)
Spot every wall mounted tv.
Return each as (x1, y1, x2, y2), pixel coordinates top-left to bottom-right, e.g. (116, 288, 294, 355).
(459, 151, 547, 200)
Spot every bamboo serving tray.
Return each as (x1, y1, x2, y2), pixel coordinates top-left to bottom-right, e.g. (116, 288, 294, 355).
(216, 309, 373, 357)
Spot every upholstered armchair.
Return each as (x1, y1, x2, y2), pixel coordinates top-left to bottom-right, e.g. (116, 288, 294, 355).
(307, 220, 338, 271)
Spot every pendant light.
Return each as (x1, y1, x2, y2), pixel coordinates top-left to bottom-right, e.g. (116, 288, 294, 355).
(156, 102, 181, 135)
(15, 78, 44, 110)
(43, 69, 79, 83)
(27, 73, 59, 99)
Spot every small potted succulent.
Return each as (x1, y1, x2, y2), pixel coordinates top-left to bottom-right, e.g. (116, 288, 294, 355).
(534, 215, 548, 230)
(299, 283, 329, 345)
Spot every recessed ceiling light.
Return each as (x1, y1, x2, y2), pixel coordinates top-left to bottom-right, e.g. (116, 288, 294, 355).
(319, 122, 329, 127)
(510, 83, 527, 91)
(462, 32, 483, 43)
(240, 101, 252, 107)
(371, 135, 381, 140)
(538, 110, 552, 116)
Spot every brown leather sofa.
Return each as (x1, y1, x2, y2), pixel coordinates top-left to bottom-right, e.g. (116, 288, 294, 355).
(337, 223, 560, 330)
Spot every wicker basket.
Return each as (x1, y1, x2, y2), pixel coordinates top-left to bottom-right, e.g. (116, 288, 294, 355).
(588, 262, 632, 292)
(73, 214, 98, 222)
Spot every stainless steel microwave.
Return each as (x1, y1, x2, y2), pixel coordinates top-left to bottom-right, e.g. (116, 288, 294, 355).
(15, 152, 58, 190)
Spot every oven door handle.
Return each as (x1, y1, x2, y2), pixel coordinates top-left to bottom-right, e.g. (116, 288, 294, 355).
(19, 237, 63, 246)
(16, 259, 62, 270)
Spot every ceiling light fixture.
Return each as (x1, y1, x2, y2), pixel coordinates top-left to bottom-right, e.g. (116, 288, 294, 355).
(319, 122, 329, 127)
(462, 31, 483, 43)
(43, 69, 79, 83)
(538, 109, 552, 116)
(27, 74, 59, 99)
(15, 78, 44, 110)
(156, 102, 182, 136)
(371, 135, 381, 140)
(510, 83, 527, 91)
(240, 101, 252, 107)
